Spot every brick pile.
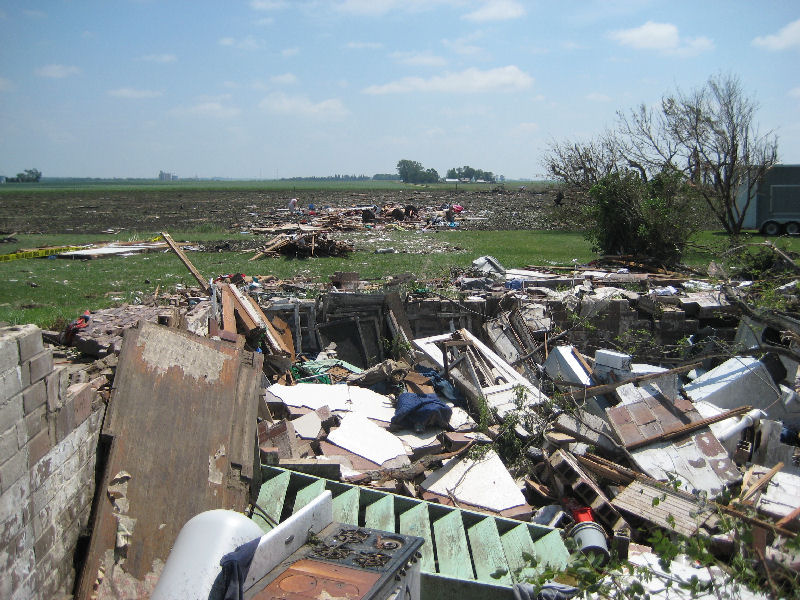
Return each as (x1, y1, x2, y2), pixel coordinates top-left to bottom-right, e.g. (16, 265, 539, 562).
(0, 324, 105, 599)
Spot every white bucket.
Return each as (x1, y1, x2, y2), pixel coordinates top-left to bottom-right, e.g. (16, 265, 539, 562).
(570, 521, 610, 567)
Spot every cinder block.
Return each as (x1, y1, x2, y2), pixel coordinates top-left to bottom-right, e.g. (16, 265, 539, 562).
(13, 324, 43, 363)
(0, 392, 23, 435)
(22, 381, 46, 416)
(0, 368, 23, 404)
(24, 405, 46, 440)
(66, 383, 93, 427)
(27, 429, 51, 468)
(55, 400, 75, 443)
(25, 349, 53, 385)
(45, 366, 67, 413)
(595, 349, 632, 371)
(0, 337, 20, 374)
(33, 524, 54, 560)
(0, 449, 27, 494)
(0, 425, 18, 464)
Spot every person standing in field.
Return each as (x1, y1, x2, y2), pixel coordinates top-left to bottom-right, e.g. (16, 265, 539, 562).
(288, 197, 299, 213)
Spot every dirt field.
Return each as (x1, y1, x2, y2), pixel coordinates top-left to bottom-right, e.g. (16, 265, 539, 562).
(0, 186, 587, 234)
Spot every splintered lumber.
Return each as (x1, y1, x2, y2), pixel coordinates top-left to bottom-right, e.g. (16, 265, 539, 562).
(625, 405, 753, 450)
(740, 462, 784, 503)
(612, 479, 716, 537)
(161, 231, 209, 293)
(565, 360, 703, 402)
(580, 453, 797, 539)
(226, 283, 292, 356)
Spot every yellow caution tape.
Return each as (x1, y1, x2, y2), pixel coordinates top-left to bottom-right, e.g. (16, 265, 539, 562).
(0, 246, 88, 262)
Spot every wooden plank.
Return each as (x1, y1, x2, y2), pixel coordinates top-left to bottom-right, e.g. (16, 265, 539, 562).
(500, 524, 540, 582)
(332, 487, 360, 526)
(432, 510, 474, 580)
(467, 518, 512, 585)
(221, 284, 236, 332)
(364, 495, 395, 532)
(741, 462, 784, 503)
(293, 479, 327, 513)
(399, 503, 435, 573)
(253, 471, 290, 532)
(161, 231, 209, 293)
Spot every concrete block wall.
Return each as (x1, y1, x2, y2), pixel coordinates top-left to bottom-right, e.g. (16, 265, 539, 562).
(0, 325, 105, 599)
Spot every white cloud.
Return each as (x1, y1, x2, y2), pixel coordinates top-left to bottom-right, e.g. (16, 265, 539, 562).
(35, 64, 81, 78)
(608, 21, 713, 56)
(335, 0, 401, 16)
(790, 87, 800, 99)
(23, 9, 46, 18)
(250, 0, 287, 9)
(219, 36, 261, 50)
(0, 76, 14, 91)
(363, 65, 533, 94)
(180, 101, 241, 118)
(270, 73, 297, 85)
(140, 53, 177, 63)
(108, 88, 163, 99)
(346, 41, 383, 50)
(335, 0, 452, 17)
(281, 47, 299, 57)
(463, 0, 524, 22)
(442, 33, 483, 55)
(260, 92, 349, 119)
(0, 10, 6, 18)
(516, 122, 539, 134)
(586, 92, 611, 102)
(255, 17, 274, 25)
(752, 18, 800, 51)
(391, 51, 447, 67)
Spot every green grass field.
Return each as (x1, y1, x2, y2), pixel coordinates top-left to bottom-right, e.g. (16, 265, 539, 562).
(1, 227, 796, 329)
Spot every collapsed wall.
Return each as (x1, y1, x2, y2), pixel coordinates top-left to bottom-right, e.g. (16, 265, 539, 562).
(0, 325, 105, 600)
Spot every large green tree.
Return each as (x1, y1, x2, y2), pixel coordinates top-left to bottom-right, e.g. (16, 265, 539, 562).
(396, 160, 439, 184)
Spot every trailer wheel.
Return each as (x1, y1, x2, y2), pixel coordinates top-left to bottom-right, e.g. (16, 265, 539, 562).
(762, 221, 781, 236)
(786, 222, 800, 236)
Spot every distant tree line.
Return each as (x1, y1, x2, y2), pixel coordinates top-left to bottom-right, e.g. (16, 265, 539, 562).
(396, 160, 440, 184)
(445, 165, 495, 182)
(4, 168, 42, 183)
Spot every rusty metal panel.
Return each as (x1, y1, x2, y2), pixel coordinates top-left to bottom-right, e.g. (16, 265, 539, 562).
(78, 321, 263, 599)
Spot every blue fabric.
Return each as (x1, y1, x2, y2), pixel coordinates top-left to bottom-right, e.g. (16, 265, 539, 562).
(414, 365, 464, 405)
(392, 393, 452, 431)
(218, 537, 259, 600)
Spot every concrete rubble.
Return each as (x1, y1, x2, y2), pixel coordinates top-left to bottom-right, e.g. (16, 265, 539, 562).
(2, 247, 799, 599)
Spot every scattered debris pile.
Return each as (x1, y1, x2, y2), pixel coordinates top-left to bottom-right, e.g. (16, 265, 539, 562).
(3, 242, 800, 599)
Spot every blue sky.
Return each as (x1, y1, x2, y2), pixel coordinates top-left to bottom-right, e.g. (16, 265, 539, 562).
(1, 0, 798, 179)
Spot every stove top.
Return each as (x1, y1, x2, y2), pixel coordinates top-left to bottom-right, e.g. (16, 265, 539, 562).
(249, 523, 424, 600)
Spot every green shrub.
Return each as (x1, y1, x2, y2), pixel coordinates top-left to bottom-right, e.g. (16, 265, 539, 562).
(585, 170, 697, 265)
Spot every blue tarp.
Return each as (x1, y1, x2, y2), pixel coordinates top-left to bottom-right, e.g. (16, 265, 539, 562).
(391, 392, 452, 431)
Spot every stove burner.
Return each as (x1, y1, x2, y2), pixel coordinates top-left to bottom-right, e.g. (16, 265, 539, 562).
(334, 528, 369, 545)
(312, 545, 352, 560)
(374, 535, 403, 551)
(353, 551, 391, 569)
